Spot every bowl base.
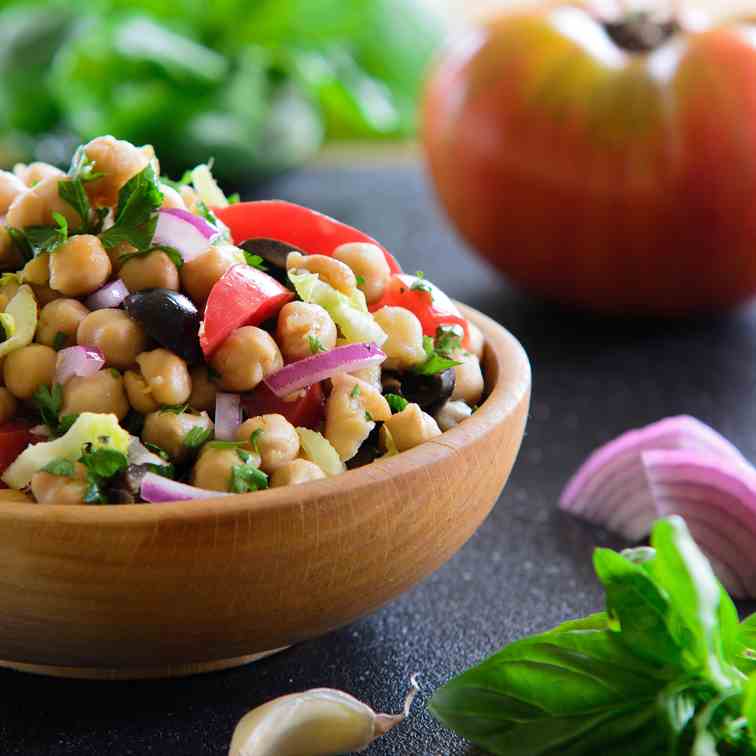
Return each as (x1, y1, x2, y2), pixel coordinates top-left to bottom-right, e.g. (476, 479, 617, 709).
(0, 647, 288, 680)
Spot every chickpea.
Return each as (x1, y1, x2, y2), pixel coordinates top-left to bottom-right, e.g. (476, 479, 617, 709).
(61, 370, 130, 420)
(0, 387, 17, 424)
(270, 459, 326, 488)
(467, 322, 485, 361)
(142, 410, 213, 462)
(37, 298, 90, 349)
(324, 374, 391, 461)
(180, 244, 244, 305)
(3, 344, 56, 400)
(372, 306, 426, 370)
(20, 253, 50, 286)
(0, 277, 19, 311)
(49, 235, 112, 296)
(77, 309, 147, 369)
(123, 370, 159, 415)
(0, 228, 23, 272)
(192, 445, 262, 492)
(435, 400, 473, 432)
(276, 302, 337, 363)
(0, 170, 27, 215)
(236, 414, 299, 473)
(31, 462, 89, 506)
(120, 250, 180, 292)
(159, 184, 187, 210)
(384, 402, 441, 452)
(14, 162, 64, 187)
(83, 135, 150, 207)
(286, 251, 357, 295)
(333, 243, 391, 304)
(211, 326, 282, 392)
(189, 365, 217, 412)
(136, 348, 192, 405)
(6, 175, 84, 229)
(451, 351, 484, 405)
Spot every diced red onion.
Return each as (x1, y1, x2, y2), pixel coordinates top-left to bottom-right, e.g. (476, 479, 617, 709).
(215, 392, 241, 441)
(559, 416, 747, 541)
(643, 449, 756, 598)
(85, 279, 129, 310)
(128, 437, 168, 468)
(140, 472, 230, 503)
(264, 343, 386, 399)
(153, 208, 217, 263)
(55, 345, 105, 385)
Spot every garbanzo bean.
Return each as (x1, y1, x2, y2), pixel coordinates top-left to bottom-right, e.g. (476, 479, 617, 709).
(136, 348, 192, 405)
(77, 309, 147, 369)
(3, 344, 57, 400)
(451, 351, 484, 405)
(180, 244, 244, 305)
(123, 369, 159, 415)
(142, 410, 213, 462)
(270, 459, 326, 488)
(31, 462, 89, 506)
(383, 402, 441, 452)
(37, 298, 90, 349)
(5, 175, 83, 229)
(236, 414, 299, 473)
(372, 306, 426, 370)
(192, 445, 262, 492)
(120, 250, 180, 292)
(0, 228, 23, 273)
(275, 301, 337, 362)
(159, 184, 187, 210)
(61, 370, 130, 420)
(14, 162, 64, 187)
(49, 235, 112, 297)
(0, 170, 27, 215)
(0, 387, 17, 424)
(20, 253, 50, 286)
(83, 135, 150, 207)
(333, 242, 391, 304)
(188, 365, 217, 412)
(286, 251, 357, 295)
(211, 326, 282, 392)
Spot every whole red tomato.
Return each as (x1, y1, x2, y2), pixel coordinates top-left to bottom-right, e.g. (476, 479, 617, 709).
(423, 5, 756, 315)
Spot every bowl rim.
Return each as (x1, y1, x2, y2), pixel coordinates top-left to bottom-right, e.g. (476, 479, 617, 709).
(0, 303, 530, 524)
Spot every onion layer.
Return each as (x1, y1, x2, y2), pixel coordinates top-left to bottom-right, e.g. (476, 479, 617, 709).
(215, 392, 241, 441)
(55, 346, 105, 385)
(153, 209, 217, 263)
(140, 472, 230, 503)
(84, 279, 129, 310)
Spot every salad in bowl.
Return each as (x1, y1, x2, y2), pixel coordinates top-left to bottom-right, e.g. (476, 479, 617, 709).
(0, 136, 485, 506)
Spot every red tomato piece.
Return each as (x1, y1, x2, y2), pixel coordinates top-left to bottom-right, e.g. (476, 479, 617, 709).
(0, 420, 35, 477)
(201, 264, 294, 357)
(241, 382, 325, 431)
(214, 200, 401, 274)
(369, 274, 470, 347)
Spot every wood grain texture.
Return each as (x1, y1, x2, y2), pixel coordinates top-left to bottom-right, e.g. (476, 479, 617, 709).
(0, 304, 530, 678)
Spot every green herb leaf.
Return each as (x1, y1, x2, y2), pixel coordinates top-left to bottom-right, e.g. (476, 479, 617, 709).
(144, 441, 169, 461)
(58, 178, 93, 231)
(385, 393, 408, 413)
(68, 146, 105, 184)
(58, 414, 79, 436)
(121, 245, 184, 270)
(229, 463, 268, 494)
(159, 403, 189, 415)
(307, 335, 326, 354)
(249, 428, 263, 455)
(207, 440, 245, 450)
(207, 365, 222, 382)
(435, 325, 462, 356)
(243, 250, 268, 271)
(410, 270, 432, 294)
(350, 384, 361, 399)
(100, 165, 163, 252)
(52, 331, 68, 351)
(365, 410, 374, 422)
(355, 274, 365, 287)
(146, 462, 175, 479)
(32, 383, 63, 430)
(227, 193, 240, 205)
(236, 447, 253, 464)
(79, 447, 128, 480)
(41, 458, 75, 477)
(183, 425, 213, 450)
(6, 227, 33, 262)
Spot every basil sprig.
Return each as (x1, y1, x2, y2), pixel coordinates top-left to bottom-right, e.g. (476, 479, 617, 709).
(430, 517, 756, 755)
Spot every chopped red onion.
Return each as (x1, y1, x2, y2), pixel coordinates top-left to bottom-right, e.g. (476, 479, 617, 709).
(215, 392, 241, 441)
(128, 437, 168, 468)
(55, 345, 105, 385)
(85, 279, 129, 310)
(140, 472, 230, 503)
(559, 416, 746, 541)
(264, 343, 386, 398)
(153, 208, 217, 263)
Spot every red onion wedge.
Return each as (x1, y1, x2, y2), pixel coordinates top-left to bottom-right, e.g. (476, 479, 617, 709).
(215, 392, 241, 441)
(153, 208, 217, 263)
(643, 450, 756, 598)
(140, 472, 230, 503)
(264, 343, 386, 399)
(85, 279, 129, 310)
(55, 345, 105, 385)
(559, 416, 747, 541)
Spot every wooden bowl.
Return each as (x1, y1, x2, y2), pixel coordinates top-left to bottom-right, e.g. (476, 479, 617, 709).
(0, 305, 530, 679)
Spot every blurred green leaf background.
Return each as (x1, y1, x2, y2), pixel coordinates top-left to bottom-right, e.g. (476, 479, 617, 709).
(0, 0, 443, 180)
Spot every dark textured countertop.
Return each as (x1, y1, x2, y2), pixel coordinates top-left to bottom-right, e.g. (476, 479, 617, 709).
(2, 160, 756, 755)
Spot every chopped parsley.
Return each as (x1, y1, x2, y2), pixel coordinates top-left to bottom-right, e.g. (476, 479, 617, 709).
(385, 393, 408, 413)
(68, 146, 105, 184)
(78, 447, 129, 504)
(207, 439, 245, 450)
(308, 334, 326, 354)
(249, 428, 263, 454)
(6, 227, 33, 262)
(41, 458, 75, 477)
(410, 271, 433, 295)
(144, 441, 169, 460)
(435, 325, 463, 355)
(120, 245, 184, 270)
(159, 403, 189, 415)
(229, 457, 268, 494)
(227, 193, 240, 205)
(355, 274, 366, 287)
(100, 165, 163, 252)
(350, 384, 361, 399)
(23, 212, 69, 257)
(183, 425, 213, 450)
(58, 179, 96, 232)
(413, 335, 462, 376)
(57, 413, 80, 436)
(52, 331, 68, 351)
(243, 250, 267, 271)
(159, 169, 193, 191)
(365, 410, 374, 422)
(32, 383, 63, 431)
